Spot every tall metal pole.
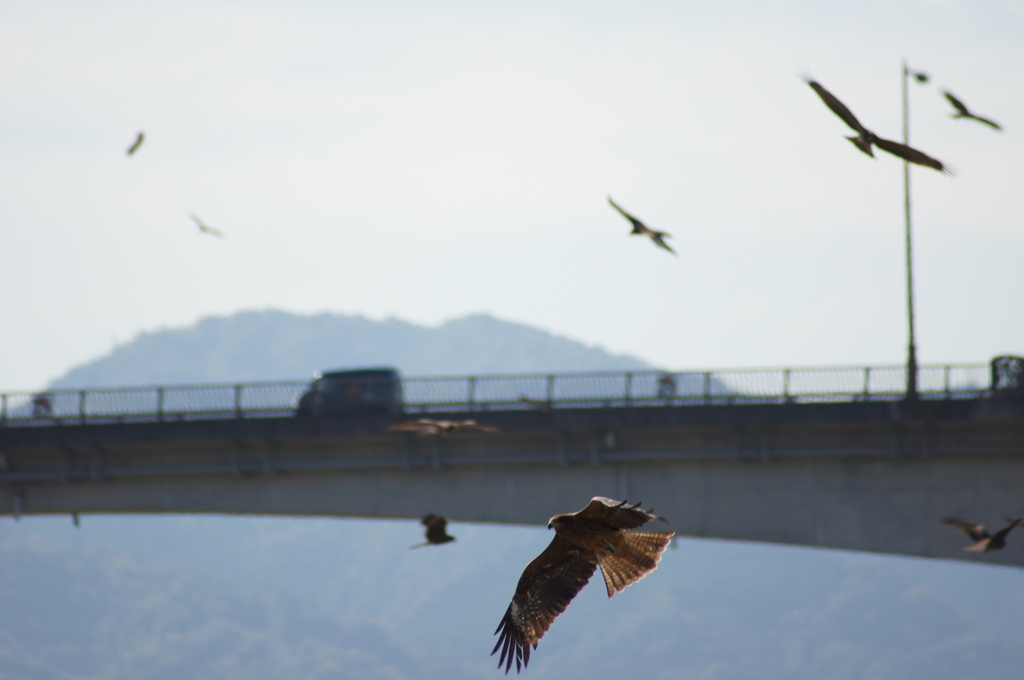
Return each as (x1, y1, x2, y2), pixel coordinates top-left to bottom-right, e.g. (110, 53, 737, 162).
(901, 59, 919, 401)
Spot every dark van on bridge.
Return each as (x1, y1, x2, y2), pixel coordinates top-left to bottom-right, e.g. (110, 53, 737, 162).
(295, 367, 403, 417)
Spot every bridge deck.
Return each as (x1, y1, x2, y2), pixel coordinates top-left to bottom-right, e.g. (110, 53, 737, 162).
(2, 392, 1023, 566)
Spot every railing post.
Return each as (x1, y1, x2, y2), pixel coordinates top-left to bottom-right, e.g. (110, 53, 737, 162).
(863, 367, 871, 399)
(157, 388, 164, 422)
(546, 375, 554, 404)
(625, 373, 633, 406)
(79, 390, 87, 424)
(783, 369, 791, 402)
(234, 385, 243, 418)
(1, 393, 6, 424)
(703, 372, 711, 404)
(944, 365, 951, 398)
(467, 377, 476, 410)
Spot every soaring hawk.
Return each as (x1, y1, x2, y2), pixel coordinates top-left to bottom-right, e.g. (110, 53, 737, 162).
(804, 76, 950, 174)
(943, 516, 1022, 552)
(607, 197, 676, 256)
(410, 515, 456, 548)
(492, 497, 674, 673)
(942, 91, 1002, 130)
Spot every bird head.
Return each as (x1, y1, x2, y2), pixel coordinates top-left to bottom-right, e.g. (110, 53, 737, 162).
(547, 515, 569, 530)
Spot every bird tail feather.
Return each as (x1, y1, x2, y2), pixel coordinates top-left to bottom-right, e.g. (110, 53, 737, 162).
(597, 531, 674, 598)
(846, 135, 875, 157)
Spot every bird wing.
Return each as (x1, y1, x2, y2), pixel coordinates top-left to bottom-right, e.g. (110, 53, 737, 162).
(873, 137, 950, 174)
(596, 530, 675, 597)
(942, 517, 989, 541)
(127, 132, 144, 156)
(649, 232, 676, 255)
(390, 420, 441, 433)
(190, 214, 227, 237)
(989, 516, 1023, 542)
(607, 196, 646, 232)
(805, 79, 870, 134)
(458, 420, 503, 432)
(942, 91, 970, 116)
(578, 497, 664, 530)
(970, 114, 1002, 130)
(492, 535, 599, 674)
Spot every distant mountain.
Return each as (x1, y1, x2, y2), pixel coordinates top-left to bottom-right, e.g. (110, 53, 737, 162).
(50, 310, 652, 388)
(0, 525, 418, 680)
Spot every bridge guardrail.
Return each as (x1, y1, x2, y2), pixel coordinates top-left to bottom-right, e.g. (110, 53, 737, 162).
(0, 363, 991, 427)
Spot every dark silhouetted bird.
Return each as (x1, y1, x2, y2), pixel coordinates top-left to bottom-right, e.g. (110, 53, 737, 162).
(804, 77, 951, 174)
(410, 515, 456, 548)
(942, 91, 1002, 130)
(127, 132, 145, 156)
(943, 516, 1022, 552)
(607, 196, 675, 255)
(190, 214, 226, 238)
(390, 419, 502, 437)
(492, 497, 674, 673)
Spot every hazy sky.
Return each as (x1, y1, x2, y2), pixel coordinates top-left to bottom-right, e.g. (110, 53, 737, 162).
(2, 0, 1022, 390)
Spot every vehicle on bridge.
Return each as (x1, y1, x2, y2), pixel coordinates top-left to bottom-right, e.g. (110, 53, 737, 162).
(295, 367, 404, 417)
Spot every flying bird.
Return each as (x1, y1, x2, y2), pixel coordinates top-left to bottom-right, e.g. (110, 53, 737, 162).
(492, 497, 674, 673)
(607, 196, 676, 255)
(126, 132, 145, 156)
(389, 419, 502, 437)
(942, 91, 1002, 130)
(804, 77, 951, 174)
(943, 516, 1022, 552)
(410, 514, 456, 548)
(190, 213, 226, 238)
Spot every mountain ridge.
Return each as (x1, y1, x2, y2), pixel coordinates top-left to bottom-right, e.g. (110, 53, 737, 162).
(50, 310, 651, 388)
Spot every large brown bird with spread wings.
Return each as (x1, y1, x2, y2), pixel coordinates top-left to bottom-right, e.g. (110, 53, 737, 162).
(492, 497, 674, 673)
(804, 76, 950, 174)
(942, 91, 1002, 131)
(410, 514, 456, 548)
(607, 197, 676, 255)
(943, 516, 1022, 552)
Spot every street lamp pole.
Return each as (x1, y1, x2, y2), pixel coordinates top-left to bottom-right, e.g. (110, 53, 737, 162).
(901, 59, 926, 401)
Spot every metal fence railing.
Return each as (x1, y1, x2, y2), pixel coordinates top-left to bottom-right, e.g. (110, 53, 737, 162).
(0, 363, 994, 427)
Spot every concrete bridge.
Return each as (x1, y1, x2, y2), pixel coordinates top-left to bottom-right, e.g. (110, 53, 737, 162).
(2, 363, 1023, 566)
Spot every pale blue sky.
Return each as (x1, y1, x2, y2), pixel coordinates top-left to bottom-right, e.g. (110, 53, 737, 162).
(2, 0, 1022, 389)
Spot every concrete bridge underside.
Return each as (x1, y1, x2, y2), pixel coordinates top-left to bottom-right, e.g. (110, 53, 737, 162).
(2, 397, 1023, 566)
